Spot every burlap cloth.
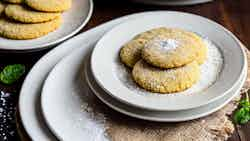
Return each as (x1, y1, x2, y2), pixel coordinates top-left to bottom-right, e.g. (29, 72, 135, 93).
(17, 49, 250, 141)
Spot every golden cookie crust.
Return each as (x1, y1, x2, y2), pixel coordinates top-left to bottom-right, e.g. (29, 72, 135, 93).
(0, 2, 5, 15)
(0, 16, 62, 39)
(5, 5, 61, 23)
(25, 0, 72, 12)
(132, 60, 200, 93)
(134, 27, 169, 40)
(141, 28, 200, 69)
(3, 0, 22, 4)
(120, 39, 146, 68)
(120, 27, 169, 68)
(120, 27, 207, 68)
(186, 32, 207, 65)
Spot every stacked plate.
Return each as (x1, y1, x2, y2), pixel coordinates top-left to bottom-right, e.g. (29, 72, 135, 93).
(19, 11, 247, 141)
(132, 0, 213, 6)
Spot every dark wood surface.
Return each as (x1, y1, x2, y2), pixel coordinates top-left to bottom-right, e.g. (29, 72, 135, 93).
(0, 0, 249, 140)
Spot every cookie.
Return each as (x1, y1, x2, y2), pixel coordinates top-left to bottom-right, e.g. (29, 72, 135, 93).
(141, 29, 200, 68)
(3, 0, 22, 4)
(25, 0, 72, 12)
(187, 32, 207, 65)
(134, 27, 169, 40)
(120, 27, 169, 68)
(120, 27, 208, 68)
(120, 39, 147, 68)
(0, 2, 5, 15)
(0, 16, 62, 39)
(5, 5, 61, 23)
(132, 60, 200, 93)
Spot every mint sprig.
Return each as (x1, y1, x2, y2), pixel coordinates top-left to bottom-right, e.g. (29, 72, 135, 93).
(0, 64, 25, 85)
(234, 92, 250, 124)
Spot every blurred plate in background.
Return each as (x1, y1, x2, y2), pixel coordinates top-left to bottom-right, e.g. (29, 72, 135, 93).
(0, 0, 93, 52)
(132, 0, 213, 6)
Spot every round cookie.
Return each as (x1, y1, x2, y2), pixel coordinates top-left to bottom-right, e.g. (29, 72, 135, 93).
(120, 27, 169, 68)
(0, 2, 5, 15)
(25, 0, 72, 12)
(3, 0, 22, 4)
(5, 5, 61, 23)
(132, 60, 200, 93)
(141, 29, 199, 69)
(0, 16, 62, 40)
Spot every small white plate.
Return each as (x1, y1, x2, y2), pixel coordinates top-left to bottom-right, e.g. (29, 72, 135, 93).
(0, 0, 93, 52)
(91, 12, 246, 111)
(41, 44, 246, 141)
(86, 55, 247, 122)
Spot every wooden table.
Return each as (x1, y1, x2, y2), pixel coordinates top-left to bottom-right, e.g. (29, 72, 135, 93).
(0, 0, 249, 140)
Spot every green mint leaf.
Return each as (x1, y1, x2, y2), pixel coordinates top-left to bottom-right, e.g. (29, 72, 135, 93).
(0, 64, 25, 85)
(240, 99, 250, 107)
(234, 92, 250, 125)
(234, 107, 250, 124)
(239, 115, 250, 124)
(234, 108, 245, 123)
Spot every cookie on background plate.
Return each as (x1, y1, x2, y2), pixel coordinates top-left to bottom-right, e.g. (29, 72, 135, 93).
(3, 0, 22, 4)
(5, 5, 61, 23)
(25, 0, 72, 12)
(0, 1, 5, 15)
(132, 60, 200, 93)
(0, 16, 62, 40)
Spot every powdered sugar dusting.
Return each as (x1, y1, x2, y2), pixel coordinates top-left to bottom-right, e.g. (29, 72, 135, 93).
(146, 37, 179, 51)
(0, 91, 17, 140)
(76, 104, 108, 141)
(115, 38, 223, 96)
(69, 87, 109, 141)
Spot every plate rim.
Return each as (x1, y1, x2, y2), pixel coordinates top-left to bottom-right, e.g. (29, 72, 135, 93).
(0, 0, 94, 52)
(91, 11, 247, 111)
(132, 0, 213, 6)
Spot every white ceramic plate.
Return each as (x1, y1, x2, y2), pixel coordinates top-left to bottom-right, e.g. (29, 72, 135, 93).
(19, 11, 167, 141)
(132, 0, 213, 6)
(0, 0, 93, 52)
(41, 43, 246, 141)
(18, 11, 246, 141)
(91, 12, 246, 111)
(86, 55, 247, 122)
